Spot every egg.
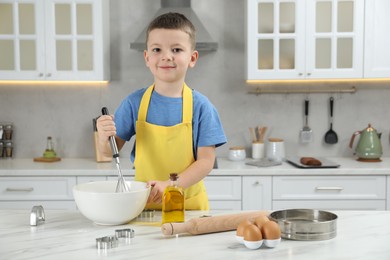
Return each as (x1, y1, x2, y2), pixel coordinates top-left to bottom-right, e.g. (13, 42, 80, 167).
(243, 224, 263, 250)
(236, 219, 253, 244)
(261, 221, 282, 248)
(261, 220, 281, 239)
(254, 215, 270, 229)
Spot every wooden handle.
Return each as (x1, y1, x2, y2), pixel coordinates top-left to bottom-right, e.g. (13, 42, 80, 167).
(161, 211, 269, 236)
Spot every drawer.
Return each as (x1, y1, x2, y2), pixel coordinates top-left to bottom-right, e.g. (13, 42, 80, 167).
(273, 176, 386, 200)
(77, 176, 107, 184)
(204, 176, 241, 200)
(209, 200, 242, 211)
(0, 201, 77, 210)
(0, 177, 76, 200)
(273, 200, 386, 211)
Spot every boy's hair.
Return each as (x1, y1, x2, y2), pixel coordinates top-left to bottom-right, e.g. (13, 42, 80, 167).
(146, 12, 196, 50)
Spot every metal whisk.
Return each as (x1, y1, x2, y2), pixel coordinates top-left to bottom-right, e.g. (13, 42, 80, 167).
(101, 107, 131, 193)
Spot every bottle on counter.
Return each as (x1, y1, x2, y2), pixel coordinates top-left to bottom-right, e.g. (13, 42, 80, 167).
(162, 173, 184, 224)
(43, 136, 57, 159)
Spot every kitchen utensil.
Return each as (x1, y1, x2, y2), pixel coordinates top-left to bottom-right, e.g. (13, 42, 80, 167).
(30, 205, 45, 226)
(286, 156, 340, 168)
(101, 107, 130, 192)
(300, 99, 313, 143)
(270, 209, 337, 241)
(349, 123, 382, 161)
(73, 180, 150, 225)
(251, 142, 264, 159)
(96, 236, 118, 249)
(161, 211, 269, 236)
(115, 228, 135, 239)
(324, 97, 338, 144)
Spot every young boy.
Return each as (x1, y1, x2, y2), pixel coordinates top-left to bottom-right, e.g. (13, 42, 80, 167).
(97, 12, 226, 210)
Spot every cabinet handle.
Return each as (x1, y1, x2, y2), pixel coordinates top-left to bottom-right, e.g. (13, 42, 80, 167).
(315, 186, 343, 191)
(6, 187, 34, 192)
(307, 73, 312, 76)
(38, 73, 44, 77)
(46, 73, 52, 77)
(298, 73, 303, 76)
(254, 181, 260, 185)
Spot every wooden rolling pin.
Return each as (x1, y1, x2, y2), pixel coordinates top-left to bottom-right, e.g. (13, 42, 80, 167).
(161, 211, 269, 236)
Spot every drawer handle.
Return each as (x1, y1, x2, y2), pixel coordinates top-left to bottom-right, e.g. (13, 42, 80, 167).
(315, 186, 344, 191)
(6, 188, 34, 192)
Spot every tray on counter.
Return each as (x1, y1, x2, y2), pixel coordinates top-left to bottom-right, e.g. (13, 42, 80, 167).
(286, 156, 340, 169)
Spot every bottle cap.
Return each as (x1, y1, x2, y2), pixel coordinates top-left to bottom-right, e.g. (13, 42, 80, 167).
(169, 173, 178, 181)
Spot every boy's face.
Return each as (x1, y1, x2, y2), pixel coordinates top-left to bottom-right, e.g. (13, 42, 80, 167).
(144, 29, 198, 85)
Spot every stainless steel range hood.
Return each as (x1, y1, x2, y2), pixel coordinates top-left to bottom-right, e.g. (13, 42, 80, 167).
(130, 0, 218, 51)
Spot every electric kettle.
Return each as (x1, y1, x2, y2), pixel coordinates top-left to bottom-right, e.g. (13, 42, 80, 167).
(349, 124, 382, 161)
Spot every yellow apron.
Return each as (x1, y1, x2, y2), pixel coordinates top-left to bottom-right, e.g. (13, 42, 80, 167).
(134, 84, 209, 210)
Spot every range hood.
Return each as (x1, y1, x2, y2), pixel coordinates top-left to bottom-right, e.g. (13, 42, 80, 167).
(130, 0, 218, 51)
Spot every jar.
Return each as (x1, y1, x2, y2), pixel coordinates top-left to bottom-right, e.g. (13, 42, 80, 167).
(0, 141, 4, 158)
(4, 123, 13, 140)
(228, 146, 246, 161)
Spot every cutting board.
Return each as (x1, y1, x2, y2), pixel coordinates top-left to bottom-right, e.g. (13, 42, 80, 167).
(33, 157, 61, 163)
(287, 156, 340, 169)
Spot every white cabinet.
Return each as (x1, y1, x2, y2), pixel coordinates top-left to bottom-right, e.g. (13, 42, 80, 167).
(204, 176, 242, 210)
(242, 176, 272, 210)
(273, 176, 386, 210)
(247, 0, 364, 80)
(364, 0, 390, 78)
(0, 177, 77, 209)
(0, 0, 110, 81)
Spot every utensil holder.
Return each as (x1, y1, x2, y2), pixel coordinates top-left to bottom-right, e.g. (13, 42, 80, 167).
(252, 142, 264, 159)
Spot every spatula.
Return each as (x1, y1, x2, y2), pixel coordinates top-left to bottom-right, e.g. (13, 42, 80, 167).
(300, 99, 313, 143)
(324, 97, 338, 144)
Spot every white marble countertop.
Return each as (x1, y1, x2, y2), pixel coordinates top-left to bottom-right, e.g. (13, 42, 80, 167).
(1, 209, 390, 260)
(1, 157, 390, 177)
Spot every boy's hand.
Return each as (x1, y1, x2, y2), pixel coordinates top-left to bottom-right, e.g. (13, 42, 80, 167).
(146, 180, 170, 204)
(96, 115, 116, 142)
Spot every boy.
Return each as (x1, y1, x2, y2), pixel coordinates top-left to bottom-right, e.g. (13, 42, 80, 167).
(97, 12, 226, 210)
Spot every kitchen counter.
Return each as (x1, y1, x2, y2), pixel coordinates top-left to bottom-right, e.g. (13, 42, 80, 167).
(1, 157, 390, 176)
(1, 209, 390, 259)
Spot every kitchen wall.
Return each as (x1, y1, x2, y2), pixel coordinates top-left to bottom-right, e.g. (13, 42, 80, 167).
(1, 0, 390, 160)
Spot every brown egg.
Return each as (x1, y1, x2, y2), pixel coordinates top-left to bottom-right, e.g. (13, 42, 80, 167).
(243, 224, 263, 242)
(236, 219, 253, 237)
(254, 215, 270, 229)
(261, 221, 281, 240)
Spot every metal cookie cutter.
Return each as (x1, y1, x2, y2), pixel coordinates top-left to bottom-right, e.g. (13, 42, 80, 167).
(96, 236, 119, 250)
(30, 205, 45, 226)
(115, 228, 135, 239)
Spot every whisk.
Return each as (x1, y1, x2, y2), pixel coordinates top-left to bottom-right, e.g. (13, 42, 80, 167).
(101, 107, 131, 193)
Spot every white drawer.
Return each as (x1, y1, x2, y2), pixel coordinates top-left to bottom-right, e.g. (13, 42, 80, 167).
(209, 200, 242, 211)
(0, 201, 77, 210)
(273, 200, 386, 211)
(204, 176, 241, 200)
(273, 176, 386, 200)
(0, 177, 76, 200)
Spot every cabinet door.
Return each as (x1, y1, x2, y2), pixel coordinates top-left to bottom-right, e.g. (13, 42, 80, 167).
(242, 176, 272, 210)
(305, 0, 364, 79)
(247, 0, 305, 80)
(364, 0, 390, 78)
(0, 0, 45, 80)
(45, 0, 108, 80)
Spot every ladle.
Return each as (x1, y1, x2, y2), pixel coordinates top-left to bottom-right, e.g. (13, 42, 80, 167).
(101, 107, 130, 192)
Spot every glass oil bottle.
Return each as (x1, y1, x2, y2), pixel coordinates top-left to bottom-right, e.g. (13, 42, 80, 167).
(162, 173, 184, 224)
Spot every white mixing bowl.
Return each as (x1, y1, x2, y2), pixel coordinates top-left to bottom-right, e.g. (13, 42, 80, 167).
(73, 181, 150, 225)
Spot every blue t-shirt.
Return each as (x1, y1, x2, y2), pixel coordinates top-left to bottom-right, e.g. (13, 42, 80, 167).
(115, 87, 227, 162)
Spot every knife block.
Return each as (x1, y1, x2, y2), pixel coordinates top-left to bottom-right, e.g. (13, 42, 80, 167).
(93, 132, 112, 162)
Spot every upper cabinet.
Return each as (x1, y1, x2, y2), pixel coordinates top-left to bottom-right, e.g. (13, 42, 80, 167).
(0, 0, 110, 81)
(247, 0, 365, 80)
(364, 0, 390, 78)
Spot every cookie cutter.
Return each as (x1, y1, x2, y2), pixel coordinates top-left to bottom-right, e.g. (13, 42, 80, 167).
(30, 205, 45, 226)
(115, 228, 135, 239)
(96, 236, 119, 250)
